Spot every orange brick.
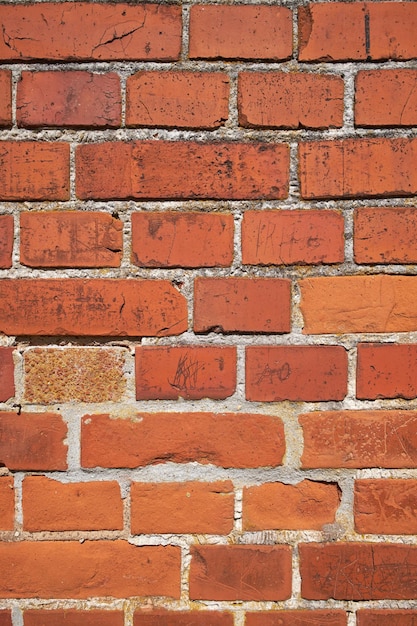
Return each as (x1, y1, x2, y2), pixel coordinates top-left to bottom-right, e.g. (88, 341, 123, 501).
(134, 611, 233, 626)
(300, 543, 417, 600)
(355, 479, 417, 535)
(0, 412, 67, 471)
(24, 611, 124, 626)
(0, 612, 11, 626)
(242, 210, 344, 265)
(0, 541, 180, 598)
(131, 481, 234, 534)
(0, 71, 11, 127)
(20, 211, 122, 268)
(357, 343, 417, 400)
(81, 413, 285, 470)
(0, 347, 14, 402)
(23, 477, 123, 532)
(131, 212, 233, 268)
(126, 72, 229, 129)
(356, 70, 417, 127)
(190, 545, 292, 601)
(243, 480, 340, 531)
(0, 215, 13, 269)
(246, 346, 347, 402)
(357, 610, 417, 626)
(189, 5, 292, 60)
(0, 279, 186, 337)
(135, 346, 236, 400)
(17, 72, 121, 128)
(76, 141, 289, 200)
(0, 4, 181, 61)
(238, 72, 343, 129)
(245, 612, 347, 626)
(300, 411, 417, 469)
(0, 142, 69, 201)
(194, 278, 291, 334)
(299, 138, 417, 199)
(300, 275, 417, 334)
(0, 476, 14, 531)
(354, 207, 417, 264)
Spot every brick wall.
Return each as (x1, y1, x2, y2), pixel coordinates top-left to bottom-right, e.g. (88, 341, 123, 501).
(1, 0, 417, 624)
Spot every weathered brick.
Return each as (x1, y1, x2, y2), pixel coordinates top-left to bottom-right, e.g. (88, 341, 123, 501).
(355, 70, 417, 127)
(22, 476, 123, 531)
(0, 347, 14, 402)
(76, 141, 289, 200)
(0, 541, 180, 598)
(354, 208, 417, 264)
(0, 476, 14, 531)
(134, 612, 233, 626)
(189, 545, 292, 601)
(0, 215, 13, 269)
(189, 5, 292, 60)
(0, 4, 181, 61)
(246, 346, 347, 402)
(126, 71, 229, 129)
(357, 343, 417, 400)
(0, 71, 11, 127)
(357, 610, 417, 626)
(245, 612, 347, 626)
(238, 72, 343, 129)
(194, 278, 291, 334)
(0, 612, 11, 626)
(135, 346, 236, 400)
(300, 411, 417, 469)
(0, 412, 67, 471)
(23, 347, 127, 404)
(243, 480, 340, 531)
(355, 479, 417, 535)
(131, 481, 234, 534)
(242, 210, 344, 265)
(24, 611, 124, 626)
(81, 413, 285, 470)
(17, 72, 121, 128)
(131, 212, 233, 268)
(0, 279, 187, 337)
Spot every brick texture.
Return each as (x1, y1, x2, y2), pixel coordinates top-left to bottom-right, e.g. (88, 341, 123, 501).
(245, 612, 347, 626)
(0, 347, 14, 402)
(0, 476, 14, 531)
(0, 215, 13, 269)
(357, 343, 417, 400)
(356, 611, 417, 626)
(0, 71, 11, 127)
(354, 479, 417, 535)
(24, 611, 124, 626)
(134, 612, 233, 626)
(354, 207, 417, 264)
(355, 70, 417, 127)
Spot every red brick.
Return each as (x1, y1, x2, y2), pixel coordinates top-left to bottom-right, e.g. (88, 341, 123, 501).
(0, 142, 69, 201)
(0, 4, 181, 61)
(20, 211, 122, 268)
(0, 71, 11, 127)
(354, 207, 417, 264)
(189, 545, 291, 601)
(299, 3, 417, 62)
(0, 540, 180, 598)
(246, 346, 347, 402)
(131, 481, 234, 535)
(300, 411, 417, 469)
(126, 72, 229, 129)
(194, 278, 291, 334)
(245, 611, 347, 626)
(135, 346, 236, 400)
(243, 480, 340, 531)
(0, 279, 186, 337)
(189, 5, 291, 60)
(0, 347, 14, 402)
(356, 70, 417, 127)
(134, 611, 233, 626)
(0, 412, 67, 471)
(81, 413, 285, 470)
(131, 212, 233, 268)
(17, 72, 121, 128)
(0, 215, 13, 269)
(299, 275, 417, 334)
(355, 479, 417, 535)
(23, 476, 123, 532)
(0, 612, 11, 626)
(239, 72, 343, 129)
(300, 543, 417, 600)
(299, 138, 417, 199)
(24, 611, 124, 626)
(76, 141, 289, 200)
(357, 343, 417, 400)
(242, 210, 344, 265)
(357, 610, 417, 626)
(0, 476, 14, 531)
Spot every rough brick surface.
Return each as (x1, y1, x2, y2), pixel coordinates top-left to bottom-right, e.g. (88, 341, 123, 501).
(17, 72, 121, 128)
(0, 71, 11, 127)
(357, 611, 417, 626)
(0, 347, 14, 402)
(355, 479, 417, 535)
(24, 611, 124, 626)
(354, 208, 417, 264)
(135, 346, 236, 400)
(300, 411, 417, 469)
(357, 343, 417, 400)
(131, 481, 234, 535)
(242, 210, 344, 265)
(22, 476, 123, 531)
(81, 413, 285, 470)
(0, 476, 14, 531)
(134, 612, 233, 626)
(246, 346, 347, 401)
(131, 212, 233, 268)
(355, 70, 417, 127)
(245, 612, 347, 626)
(0, 215, 13, 269)
(238, 73, 344, 129)
(0, 612, 11, 626)
(126, 72, 229, 129)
